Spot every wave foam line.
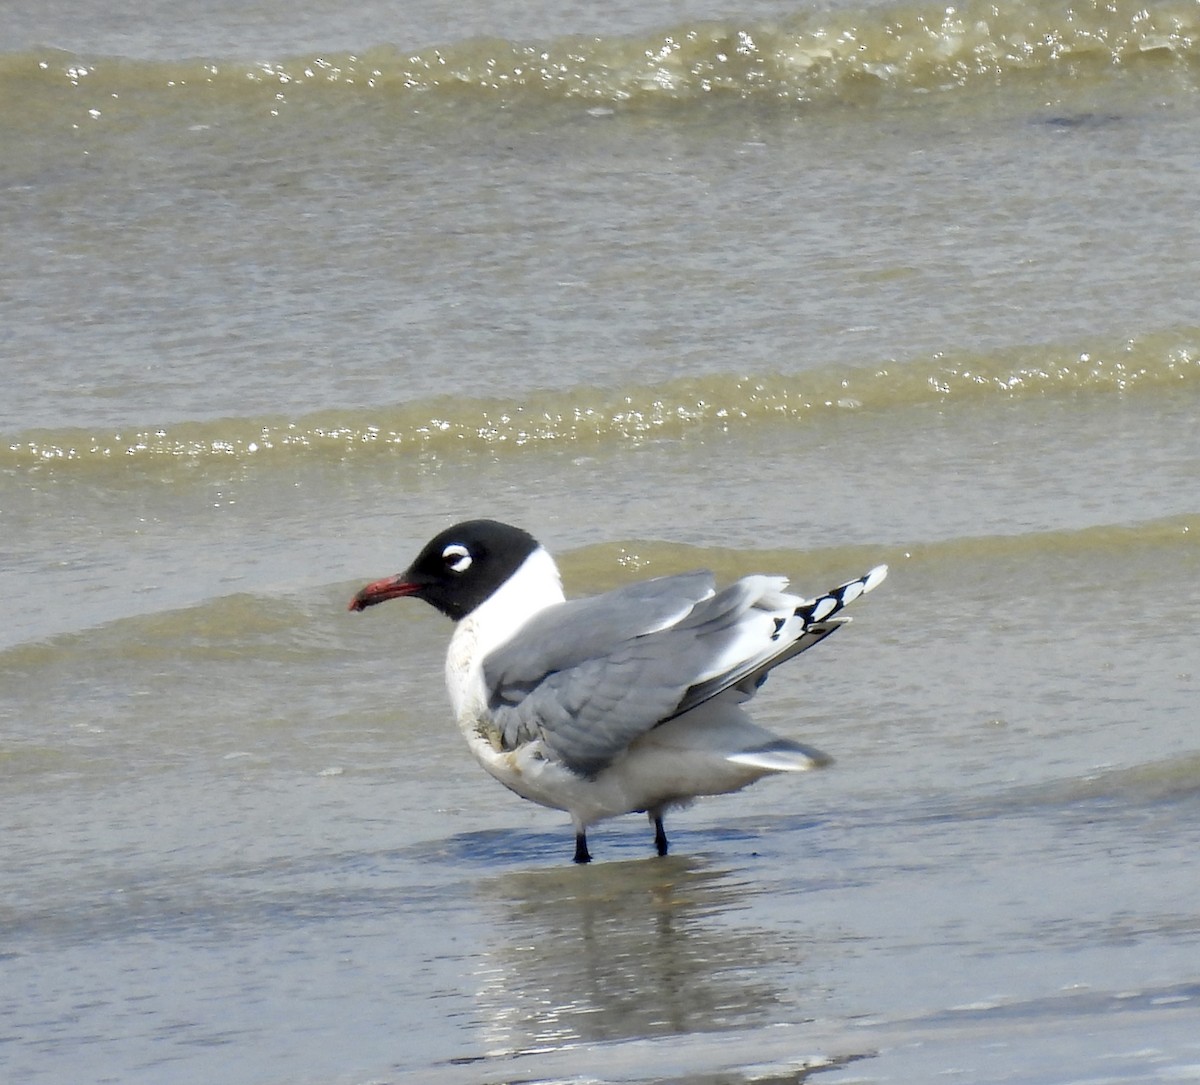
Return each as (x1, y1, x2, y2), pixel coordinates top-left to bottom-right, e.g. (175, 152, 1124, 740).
(5, 329, 1198, 470)
(564, 513, 1198, 583)
(9, 0, 1200, 109)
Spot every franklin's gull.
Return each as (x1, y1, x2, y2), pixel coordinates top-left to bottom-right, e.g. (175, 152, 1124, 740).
(349, 519, 886, 864)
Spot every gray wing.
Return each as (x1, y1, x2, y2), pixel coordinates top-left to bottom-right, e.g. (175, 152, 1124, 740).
(487, 565, 887, 778)
(483, 570, 716, 702)
(486, 573, 792, 777)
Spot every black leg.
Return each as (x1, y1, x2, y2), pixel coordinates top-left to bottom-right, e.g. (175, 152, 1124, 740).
(653, 815, 669, 857)
(573, 832, 592, 864)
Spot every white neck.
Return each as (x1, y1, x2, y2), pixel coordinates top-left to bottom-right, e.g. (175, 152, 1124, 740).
(445, 546, 565, 719)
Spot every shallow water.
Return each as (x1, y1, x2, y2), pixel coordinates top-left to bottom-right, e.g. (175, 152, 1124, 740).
(3, 0, 1200, 1082)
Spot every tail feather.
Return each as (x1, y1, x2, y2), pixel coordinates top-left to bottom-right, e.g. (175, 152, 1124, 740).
(726, 738, 833, 772)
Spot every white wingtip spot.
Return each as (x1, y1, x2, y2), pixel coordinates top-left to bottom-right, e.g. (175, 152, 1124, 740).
(840, 580, 864, 605)
(863, 564, 888, 593)
(811, 596, 838, 622)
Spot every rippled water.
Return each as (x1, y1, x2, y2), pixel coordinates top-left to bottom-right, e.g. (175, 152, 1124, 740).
(3, 0, 1200, 1082)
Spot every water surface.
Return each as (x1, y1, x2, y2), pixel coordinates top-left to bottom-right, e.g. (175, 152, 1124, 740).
(3, 0, 1199, 1081)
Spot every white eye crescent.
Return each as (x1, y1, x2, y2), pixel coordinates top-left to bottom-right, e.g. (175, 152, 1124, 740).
(442, 543, 472, 573)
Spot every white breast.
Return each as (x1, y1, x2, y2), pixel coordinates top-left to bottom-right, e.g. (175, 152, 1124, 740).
(444, 545, 565, 724)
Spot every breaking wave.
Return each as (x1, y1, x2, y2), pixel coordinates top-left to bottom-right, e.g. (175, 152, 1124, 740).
(6, 327, 1198, 473)
(6, 0, 1200, 116)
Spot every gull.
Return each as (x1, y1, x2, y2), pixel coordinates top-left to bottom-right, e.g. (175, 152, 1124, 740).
(349, 519, 886, 864)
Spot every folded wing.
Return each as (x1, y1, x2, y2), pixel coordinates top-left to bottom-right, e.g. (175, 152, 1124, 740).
(485, 565, 887, 777)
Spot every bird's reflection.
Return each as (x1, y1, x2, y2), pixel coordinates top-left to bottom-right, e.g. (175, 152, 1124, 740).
(466, 853, 796, 1055)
